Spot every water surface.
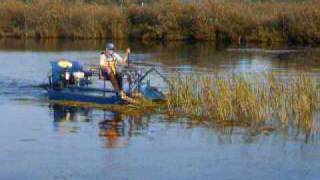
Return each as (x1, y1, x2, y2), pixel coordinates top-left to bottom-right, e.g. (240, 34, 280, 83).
(0, 39, 320, 180)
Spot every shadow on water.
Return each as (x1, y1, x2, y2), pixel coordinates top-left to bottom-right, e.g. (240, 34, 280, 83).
(209, 118, 320, 144)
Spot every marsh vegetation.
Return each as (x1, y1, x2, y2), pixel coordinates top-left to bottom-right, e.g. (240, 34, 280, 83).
(167, 72, 320, 136)
(0, 0, 319, 45)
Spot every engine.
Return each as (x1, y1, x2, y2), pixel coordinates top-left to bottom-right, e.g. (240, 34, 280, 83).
(49, 60, 92, 89)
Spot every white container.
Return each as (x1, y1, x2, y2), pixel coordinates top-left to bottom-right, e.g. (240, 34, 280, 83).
(65, 72, 70, 80)
(73, 72, 85, 79)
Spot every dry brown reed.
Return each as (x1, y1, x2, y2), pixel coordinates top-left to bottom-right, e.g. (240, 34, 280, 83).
(0, 0, 319, 44)
(0, 0, 127, 39)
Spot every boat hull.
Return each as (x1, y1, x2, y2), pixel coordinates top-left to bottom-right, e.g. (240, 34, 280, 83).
(48, 89, 124, 105)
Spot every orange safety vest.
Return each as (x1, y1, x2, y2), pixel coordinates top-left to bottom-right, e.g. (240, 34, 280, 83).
(103, 52, 117, 74)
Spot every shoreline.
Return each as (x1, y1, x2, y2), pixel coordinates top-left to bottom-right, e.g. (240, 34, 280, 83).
(0, 37, 318, 51)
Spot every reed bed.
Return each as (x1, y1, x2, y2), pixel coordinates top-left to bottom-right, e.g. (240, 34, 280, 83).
(167, 73, 320, 132)
(0, 0, 319, 44)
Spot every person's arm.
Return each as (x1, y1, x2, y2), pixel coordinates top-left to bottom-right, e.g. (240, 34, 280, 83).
(99, 53, 106, 67)
(123, 48, 131, 63)
(113, 48, 131, 64)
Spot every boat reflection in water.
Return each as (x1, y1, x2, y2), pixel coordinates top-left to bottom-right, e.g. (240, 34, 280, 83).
(50, 104, 92, 134)
(49, 104, 148, 148)
(98, 112, 129, 148)
(49, 103, 320, 148)
(51, 104, 92, 123)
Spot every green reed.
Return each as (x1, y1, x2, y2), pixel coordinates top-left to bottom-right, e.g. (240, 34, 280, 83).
(167, 72, 320, 130)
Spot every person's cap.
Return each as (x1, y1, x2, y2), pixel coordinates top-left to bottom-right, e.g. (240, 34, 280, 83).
(106, 43, 115, 50)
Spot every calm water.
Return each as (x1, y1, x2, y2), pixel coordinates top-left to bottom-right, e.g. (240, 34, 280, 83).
(1, 39, 320, 180)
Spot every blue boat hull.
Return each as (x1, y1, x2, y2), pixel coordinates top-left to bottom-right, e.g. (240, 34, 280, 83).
(48, 89, 124, 105)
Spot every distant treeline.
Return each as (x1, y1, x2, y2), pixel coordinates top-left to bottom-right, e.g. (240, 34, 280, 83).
(0, 0, 320, 45)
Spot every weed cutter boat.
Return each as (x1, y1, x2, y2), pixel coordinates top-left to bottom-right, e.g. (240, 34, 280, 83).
(46, 60, 168, 106)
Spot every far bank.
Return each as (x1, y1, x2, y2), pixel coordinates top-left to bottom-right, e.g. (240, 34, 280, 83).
(0, 0, 320, 46)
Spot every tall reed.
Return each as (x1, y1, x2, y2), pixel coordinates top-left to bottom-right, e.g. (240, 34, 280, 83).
(167, 72, 320, 131)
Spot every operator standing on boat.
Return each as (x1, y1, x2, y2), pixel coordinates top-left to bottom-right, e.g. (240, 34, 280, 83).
(100, 43, 130, 93)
